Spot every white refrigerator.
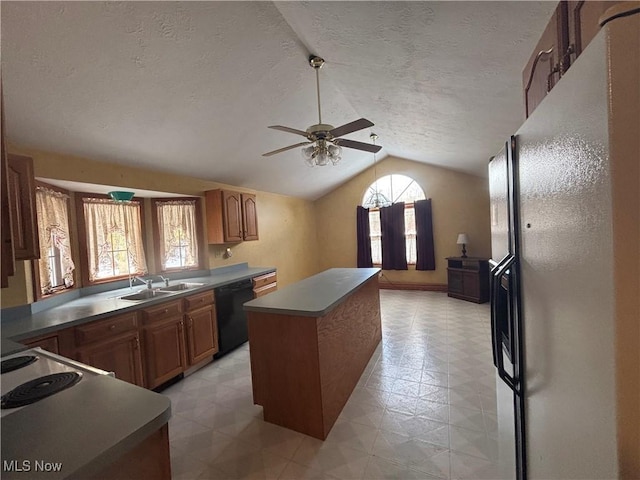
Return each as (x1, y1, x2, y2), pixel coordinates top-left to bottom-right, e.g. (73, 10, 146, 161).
(489, 6, 639, 479)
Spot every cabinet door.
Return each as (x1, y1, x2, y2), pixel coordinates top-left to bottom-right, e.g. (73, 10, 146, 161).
(7, 154, 40, 260)
(447, 270, 464, 295)
(23, 334, 60, 354)
(241, 193, 259, 241)
(77, 332, 145, 387)
(567, 1, 612, 58)
(462, 271, 480, 300)
(143, 317, 186, 389)
(185, 304, 218, 365)
(523, 2, 569, 118)
(222, 191, 243, 242)
(1, 83, 14, 287)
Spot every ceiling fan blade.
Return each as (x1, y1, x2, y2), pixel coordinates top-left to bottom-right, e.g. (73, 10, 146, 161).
(262, 141, 312, 157)
(333, 138, 382, 153)
(268, 125, 309, 137)
(329, 118, 374, 138)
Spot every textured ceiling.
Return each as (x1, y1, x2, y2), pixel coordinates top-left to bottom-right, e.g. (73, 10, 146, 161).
(1, 1, 556, 200)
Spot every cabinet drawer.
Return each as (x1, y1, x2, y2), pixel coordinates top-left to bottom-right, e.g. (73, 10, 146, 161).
(184, 290, 215, 311)
(253, 282, 277, 298)
(75, 312, 138, 346)
(253, 272, 276, 289)
(140, 299, 183, 325)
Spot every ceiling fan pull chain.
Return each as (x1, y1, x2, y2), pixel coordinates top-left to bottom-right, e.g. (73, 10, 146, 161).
(316, 66, 322, 125)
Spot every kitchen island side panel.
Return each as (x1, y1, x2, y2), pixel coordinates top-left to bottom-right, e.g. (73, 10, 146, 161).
(247, 311, 325, 438)
(246, 274, 381, 439)
(317, 275, 382, 436)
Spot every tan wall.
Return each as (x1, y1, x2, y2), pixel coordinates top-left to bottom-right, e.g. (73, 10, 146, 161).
(315, 156, 491, 286)
(1, 146, 320, 307)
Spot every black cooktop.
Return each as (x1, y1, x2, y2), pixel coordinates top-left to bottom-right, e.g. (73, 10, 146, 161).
(1, 355, 38, 374)
(1, 372, 82, 409)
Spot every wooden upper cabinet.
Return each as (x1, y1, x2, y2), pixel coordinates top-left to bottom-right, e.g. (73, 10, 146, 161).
(523, 1, 569, 118)
(222, 190, 243, 242)
(7, 154, 40, 260)
(523, 1, 626, 118)
(242, 193, 259, 241)
(567, 1, 618, 58)
(205, 189, 259, 244)
(1, 81, 15, 287)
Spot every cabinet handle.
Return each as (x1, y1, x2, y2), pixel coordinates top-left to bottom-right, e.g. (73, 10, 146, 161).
(163, 309, 168, 314)
(134, 337, 140, 349)
(109, 324, 116, 330)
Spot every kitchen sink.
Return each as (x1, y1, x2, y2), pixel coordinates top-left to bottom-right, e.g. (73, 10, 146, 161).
(158, 282, 205, 292)
(120, 289, 175, 301)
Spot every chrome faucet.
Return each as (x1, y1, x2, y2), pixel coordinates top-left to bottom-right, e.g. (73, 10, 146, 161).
(130, 275, 153, 289)
(158, 275, 170, 287)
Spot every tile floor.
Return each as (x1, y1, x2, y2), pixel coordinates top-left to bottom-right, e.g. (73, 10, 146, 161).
(164, 290, 499, 479)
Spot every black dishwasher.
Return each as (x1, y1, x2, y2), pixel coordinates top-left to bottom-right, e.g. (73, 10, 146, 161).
(214, 279, 254, 357)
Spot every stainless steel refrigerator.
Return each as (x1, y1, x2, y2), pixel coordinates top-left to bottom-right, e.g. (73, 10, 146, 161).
(488, 7, 639, 479)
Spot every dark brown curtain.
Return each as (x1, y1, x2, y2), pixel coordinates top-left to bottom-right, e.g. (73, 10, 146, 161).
(415, 199, 436, 270)
(356, 206, 373, 268)
(380, 202, 408, 270)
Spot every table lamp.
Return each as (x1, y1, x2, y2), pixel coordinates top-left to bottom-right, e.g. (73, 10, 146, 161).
(456, 233, 469, 258)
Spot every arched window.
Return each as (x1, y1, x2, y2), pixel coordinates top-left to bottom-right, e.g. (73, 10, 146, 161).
(362, 174, 426, 265)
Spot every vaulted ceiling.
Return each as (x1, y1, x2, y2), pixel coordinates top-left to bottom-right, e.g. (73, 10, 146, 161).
(2, 2, 556, 199)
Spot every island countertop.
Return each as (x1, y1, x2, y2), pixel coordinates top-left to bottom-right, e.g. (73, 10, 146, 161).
(243, 268, 380, 317)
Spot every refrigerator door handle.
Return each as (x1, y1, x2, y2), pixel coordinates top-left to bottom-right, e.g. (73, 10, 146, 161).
(490, 255, 509, 367)
(491, 255, 520, 394)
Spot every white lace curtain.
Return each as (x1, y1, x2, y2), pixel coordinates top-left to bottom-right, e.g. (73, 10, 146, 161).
(83, 198, 147, 281)
(35, 187, 75, 294)
(156, 200, 199, 270)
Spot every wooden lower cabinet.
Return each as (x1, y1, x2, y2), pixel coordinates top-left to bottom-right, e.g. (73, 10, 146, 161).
(446, 257, 490, 304)
(252, 271, 277, 298)
(143, 316, 187, 389)
(76, 331, 145, 387)
(23, 333, 60, 354)
(185, 304, 218, 365)
(22, 328, 76, 357)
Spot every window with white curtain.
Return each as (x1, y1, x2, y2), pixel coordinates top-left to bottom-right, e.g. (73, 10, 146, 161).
(362, 174, 425, 265)
(35, 185, 75, 295)
(82, 197, 147, 282)
(154, 200, 199, 271)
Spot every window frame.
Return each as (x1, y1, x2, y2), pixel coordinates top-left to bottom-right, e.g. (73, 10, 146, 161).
(74, 192, 148, 286)
(31, 181, 77, 301)
(363, 174, 425, 268)
(150, 197, 205, 273)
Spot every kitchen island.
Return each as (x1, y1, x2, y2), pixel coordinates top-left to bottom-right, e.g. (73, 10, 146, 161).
(243, 268, 381, 439)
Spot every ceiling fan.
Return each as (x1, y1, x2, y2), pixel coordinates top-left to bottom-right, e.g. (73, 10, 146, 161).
(263, 56, 382, 166)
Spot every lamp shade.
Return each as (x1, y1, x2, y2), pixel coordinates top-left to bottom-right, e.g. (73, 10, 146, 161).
(456, 233, 469, 245)
(108, 191, 135, 202)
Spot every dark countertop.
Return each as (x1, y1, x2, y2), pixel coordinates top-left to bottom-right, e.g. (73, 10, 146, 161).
(243, 268, 380, 317)
(1, 337, 28, 357)
(1, 265, 275, 342)
(1, 375, 171, 480)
